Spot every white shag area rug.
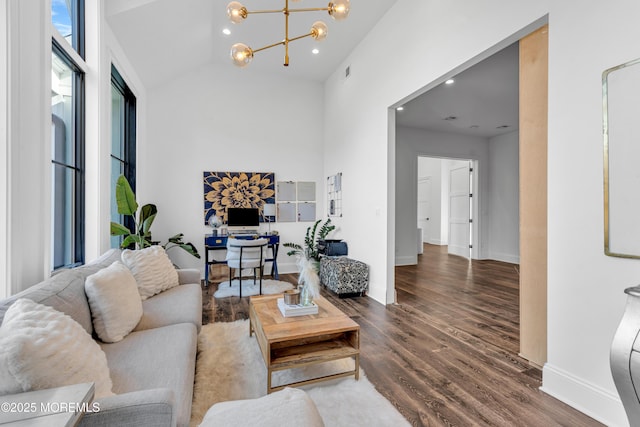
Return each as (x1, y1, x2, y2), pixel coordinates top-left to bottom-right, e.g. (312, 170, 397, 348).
(213, 279, 294, 298)
(190, 320, 410, 427)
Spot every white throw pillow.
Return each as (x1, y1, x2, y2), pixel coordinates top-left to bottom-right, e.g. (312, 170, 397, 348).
(85, 261, 143, 343)
(121, 246, 179, 300)
(0, 298, 114, 398)
(200, 387, 325, 427)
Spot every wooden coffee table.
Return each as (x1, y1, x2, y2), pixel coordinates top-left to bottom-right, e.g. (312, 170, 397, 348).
(249, 294, 360, 394)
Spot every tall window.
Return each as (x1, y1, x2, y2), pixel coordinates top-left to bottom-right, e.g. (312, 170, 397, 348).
(110, 65, 137, 248)
(51, 0, 85, 269)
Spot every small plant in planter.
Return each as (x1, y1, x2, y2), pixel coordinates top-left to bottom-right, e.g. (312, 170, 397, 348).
(283, 218, 335, 262)
(283, 218, 335, 305)
(110, 175, 200, 260)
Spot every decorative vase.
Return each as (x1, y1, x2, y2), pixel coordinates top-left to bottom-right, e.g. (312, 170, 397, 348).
(297, 256, 320, 306)
(300, 282, 314, 306)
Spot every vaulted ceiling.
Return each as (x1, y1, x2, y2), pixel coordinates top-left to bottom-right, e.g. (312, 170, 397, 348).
(106, 1, 518, 138)
(106, 0, 399, 87)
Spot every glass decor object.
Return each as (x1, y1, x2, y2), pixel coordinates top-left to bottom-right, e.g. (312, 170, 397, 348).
(225, 0, 350, 67)
(230, 43, 253, 67)
(328, 0, 350, 20)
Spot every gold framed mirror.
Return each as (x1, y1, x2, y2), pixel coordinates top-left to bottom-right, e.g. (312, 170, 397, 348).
(604, 57, 640, 258)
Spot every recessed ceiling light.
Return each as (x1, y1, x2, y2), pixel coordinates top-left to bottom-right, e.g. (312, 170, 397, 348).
(397, 107, 404, 111)
(312, 48, 319, 55)
(222, 28, 231, 36)
(445, 79, 455, 85)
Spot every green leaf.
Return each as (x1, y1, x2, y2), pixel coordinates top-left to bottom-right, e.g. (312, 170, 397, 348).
(167, 233, 184, 244)
(121, 234, 143, 248)
(179, 242, 201, 259)
(115, 175, 138, 216)
(140, 213, 157, 236)
(110, 222, 131, 236)
(139, 204, 157, 234)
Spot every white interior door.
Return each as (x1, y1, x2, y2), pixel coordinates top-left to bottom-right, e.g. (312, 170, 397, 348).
(417, 177, 431, 243)
(448, 163, 471, 259)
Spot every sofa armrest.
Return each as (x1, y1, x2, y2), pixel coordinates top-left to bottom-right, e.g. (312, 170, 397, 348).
(79, 388, 176, 427)
(177, 269, 200, 285)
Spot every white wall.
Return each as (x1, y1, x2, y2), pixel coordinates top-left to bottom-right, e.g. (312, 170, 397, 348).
(0, 0, 7, 299)
(395, 126, 489, 264)
(543, 3, 640, 425)
(325, 0, 640, 424)
(5, 0, 49, 294)
(488, 130, 519, 263)
(142, 63, 325, 275)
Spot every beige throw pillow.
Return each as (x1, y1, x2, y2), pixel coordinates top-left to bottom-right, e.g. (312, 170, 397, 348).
(121, 246, 179, 300)
(85, 261, 143, 343)
(0, 298, 114, 398)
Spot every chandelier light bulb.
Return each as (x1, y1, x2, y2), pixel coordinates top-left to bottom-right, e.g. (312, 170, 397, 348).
(230, 43, 253, 67)
(227, 1, 247, 24)
(328, 0, 350, 21)
(311, 21, 328, 41)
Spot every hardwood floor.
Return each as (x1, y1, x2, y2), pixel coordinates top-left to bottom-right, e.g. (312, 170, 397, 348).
(202, 245, 602, 426)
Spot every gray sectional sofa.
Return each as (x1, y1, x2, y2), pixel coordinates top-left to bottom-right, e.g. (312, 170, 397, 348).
(0, 249, 202, 427)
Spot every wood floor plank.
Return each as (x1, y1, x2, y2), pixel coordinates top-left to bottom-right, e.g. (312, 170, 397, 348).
(202, 244, 602, 426)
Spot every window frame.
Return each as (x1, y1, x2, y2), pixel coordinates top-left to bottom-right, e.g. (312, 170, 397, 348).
(110, 64, 137, 246)
(51, 36, 85, 269)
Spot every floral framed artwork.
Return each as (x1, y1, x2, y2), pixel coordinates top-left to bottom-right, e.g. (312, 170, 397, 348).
(203, 172, 276, 225)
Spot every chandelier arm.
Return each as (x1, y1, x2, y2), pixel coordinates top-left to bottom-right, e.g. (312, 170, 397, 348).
(252, 40, 286, 54)
(246, 9, 285, 15)
(288, 7, 329, 13)
(288, 32, 314, 43)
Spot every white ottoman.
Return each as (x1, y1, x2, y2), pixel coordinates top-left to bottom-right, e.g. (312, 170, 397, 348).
(199, 387, 324, 427)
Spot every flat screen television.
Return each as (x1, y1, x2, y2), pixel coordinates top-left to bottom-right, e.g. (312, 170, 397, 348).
(227, 208, 259, 232)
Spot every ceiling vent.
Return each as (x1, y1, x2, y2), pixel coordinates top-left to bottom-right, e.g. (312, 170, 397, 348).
(443, 116, 458, 121)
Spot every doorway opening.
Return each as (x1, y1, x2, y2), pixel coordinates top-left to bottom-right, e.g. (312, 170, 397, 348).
(391, 22, 548, 367)
(417, 157, 475, 260)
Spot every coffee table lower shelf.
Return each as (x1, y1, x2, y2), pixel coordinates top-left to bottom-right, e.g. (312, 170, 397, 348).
(268, 340, 360, 393)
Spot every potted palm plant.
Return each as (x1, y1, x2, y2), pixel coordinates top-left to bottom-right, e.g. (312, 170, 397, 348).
(110, 175, 200, 262)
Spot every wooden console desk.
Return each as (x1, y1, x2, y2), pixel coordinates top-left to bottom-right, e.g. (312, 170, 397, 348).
(204, 234, 280, 284)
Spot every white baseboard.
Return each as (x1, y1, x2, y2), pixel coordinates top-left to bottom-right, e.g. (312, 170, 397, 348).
(541, 363, 628, 427)
(426, 239, 445, 246)
(487, 251, 520, 264)
(395, 255, 417, 266)
(275, 261, 299, 275)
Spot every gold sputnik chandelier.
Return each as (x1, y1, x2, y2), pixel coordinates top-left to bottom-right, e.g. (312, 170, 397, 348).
(226, 0, 350, 67)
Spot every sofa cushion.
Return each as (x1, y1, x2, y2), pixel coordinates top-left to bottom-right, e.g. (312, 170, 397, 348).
(0, 271, 93, 334)
(133, 284, 202, 333)
(200, 387, 324, 427)
(100, 322, 197, 427)
(52, 248, 122, 278)
(0, 298, 114, 398)
(0, 249, 123, 334)
(121, 246, 179, 300)
(85, 261, 143, 343)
